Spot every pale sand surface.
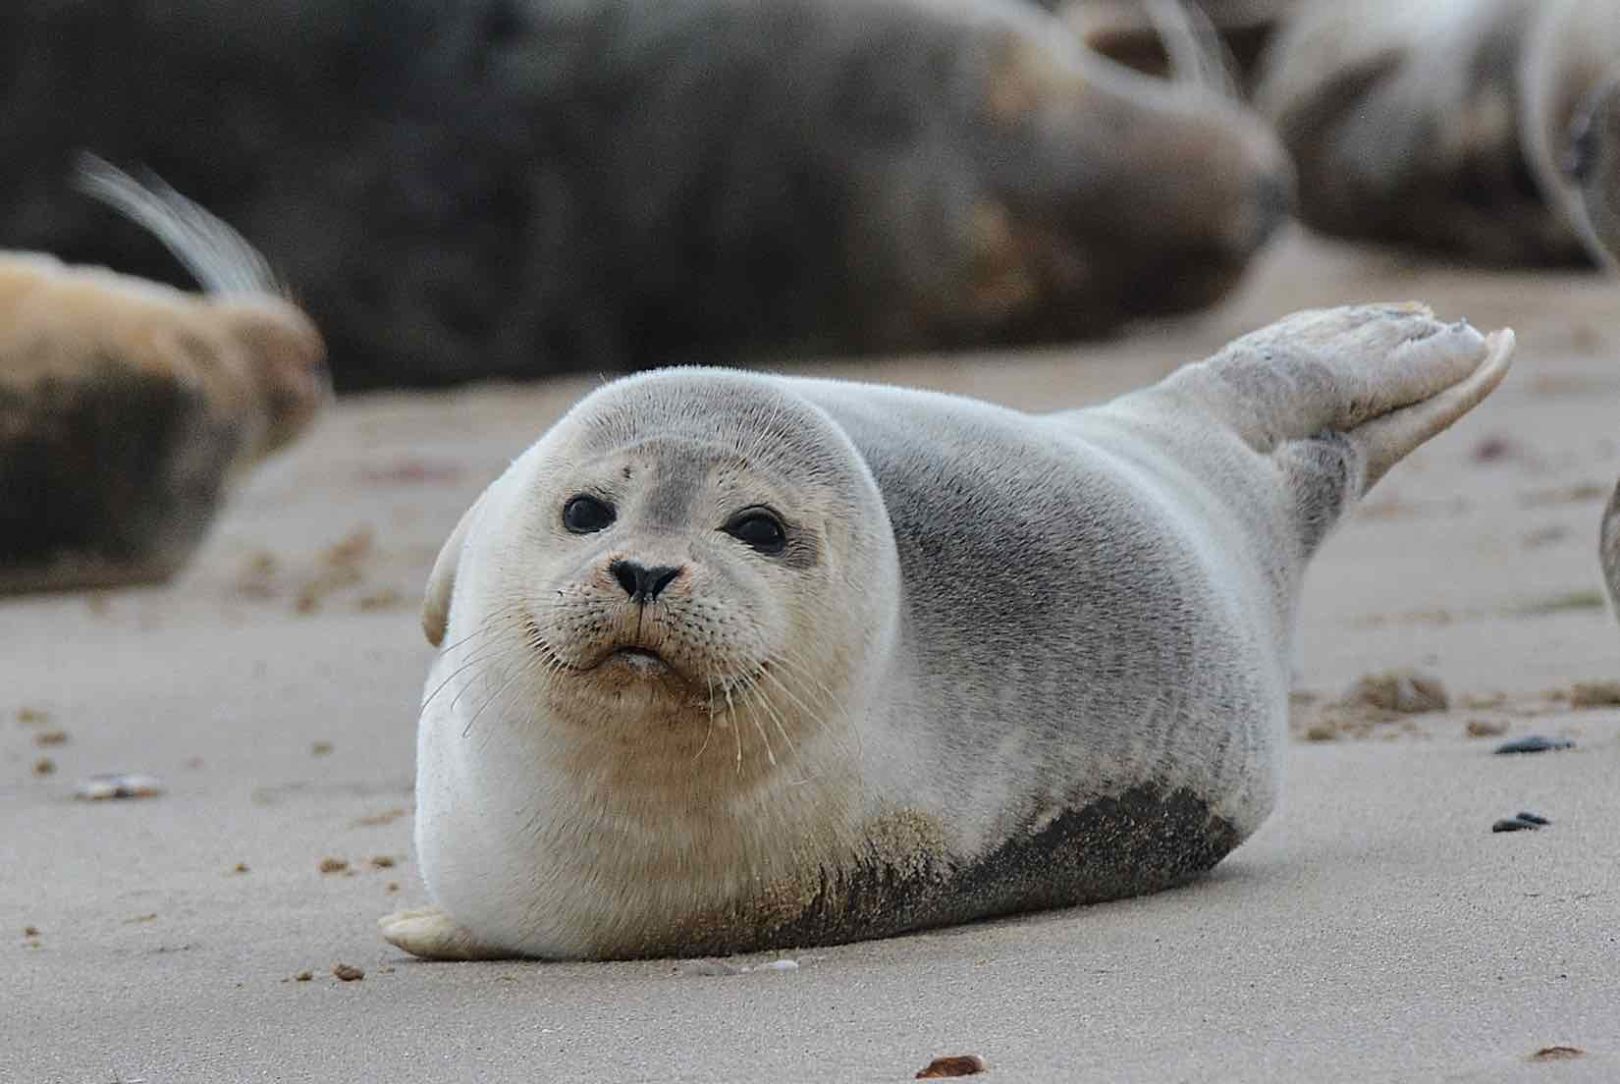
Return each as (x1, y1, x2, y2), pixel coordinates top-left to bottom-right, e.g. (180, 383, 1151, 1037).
(5, 230, 1619, 1082)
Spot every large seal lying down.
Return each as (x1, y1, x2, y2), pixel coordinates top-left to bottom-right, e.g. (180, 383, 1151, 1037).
(383, 304, 1513, 961)
(0, 160, 325, 593)
(2, 0, 1288, 387)
(1257, 0, 1620, 266)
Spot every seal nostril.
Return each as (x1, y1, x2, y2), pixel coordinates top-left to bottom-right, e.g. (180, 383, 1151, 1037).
(609, 559, 641, 599)
(608, 560, 682, 603)
(644, 565, 681, 600)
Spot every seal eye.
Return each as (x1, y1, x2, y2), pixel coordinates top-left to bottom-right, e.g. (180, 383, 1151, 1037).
(723, 508, 787, 555)
(562, 494, 615, 534)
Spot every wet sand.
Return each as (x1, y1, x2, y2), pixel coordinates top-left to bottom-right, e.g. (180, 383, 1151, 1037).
(5, 229, 1618, 1082)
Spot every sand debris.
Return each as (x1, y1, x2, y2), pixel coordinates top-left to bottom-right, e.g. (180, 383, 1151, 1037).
(33, 730, 67, 746)
(33, 758, 56, 777)
(916, 1054, 988, 1078)
(293, 970, 313, 982)
(1293, 670, 1449, 741)
(1464, 719, 1508, 738)
(1344, 670, 1448, 715)
(318, 857, 350, 875)
(331, 963, 365, 982)
(369, 855, 397, 869)
(1569, 681, 1620, 709)
(310, 741, 334, 756)
(1494, 736, 1574, 755)
(16, 707, 50, 725)
(75, 773, 163, 800)
(1493, 812, 1551, 833)
(1529, 1046, 1584, 1061)
(353, 808, 408, 828)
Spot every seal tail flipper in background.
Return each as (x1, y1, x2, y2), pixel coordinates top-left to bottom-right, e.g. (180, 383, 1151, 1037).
(1153, 302, 1514, 550)
(71, 153, 288, 300)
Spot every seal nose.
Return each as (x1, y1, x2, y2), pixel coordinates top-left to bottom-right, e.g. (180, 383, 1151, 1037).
(609, 560, 681, 604)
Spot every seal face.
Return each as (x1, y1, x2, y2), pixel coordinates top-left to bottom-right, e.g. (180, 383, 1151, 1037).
(392, 305, 1513, 961)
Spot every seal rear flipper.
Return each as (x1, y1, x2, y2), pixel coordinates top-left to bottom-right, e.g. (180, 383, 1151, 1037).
(1150, 303, 1512, 549)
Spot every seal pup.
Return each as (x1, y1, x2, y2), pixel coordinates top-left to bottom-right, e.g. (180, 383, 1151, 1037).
(3, 0, 1287, 387)
(383, 303, 1513, 961)
(0, 158, 326, 593)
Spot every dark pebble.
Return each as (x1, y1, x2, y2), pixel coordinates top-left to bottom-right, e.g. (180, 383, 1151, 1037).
(1492, 818, 1540, 833)
(1515, 811, 1551, 825)
(1493, 736, 1574, 755)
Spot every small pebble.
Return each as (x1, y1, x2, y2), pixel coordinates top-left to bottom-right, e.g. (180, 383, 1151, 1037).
(1464, 719, 1508, 738)
(310, 741, 334, 756)
(23, 926, 39, 938)
(1494, 736, 1574, 755)
(318, 857, 349, 875)
(331, 963, 365, 982)
(32, 758, 55, 777)
(294, 971, 313, 982)
(231, 862, 250, 875)
(369, 855, 396, 869)
(33, 730, 67, 747)
(16, 707, 50, 724)
(1530, 1046, 1584, 1062)
(1492, 818, 1540, 833)
(75, 773, 164, 800)
(916, 1054, 988, 1079)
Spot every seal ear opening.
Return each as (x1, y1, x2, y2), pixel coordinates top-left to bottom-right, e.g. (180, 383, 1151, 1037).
(423, 488, 491, 647)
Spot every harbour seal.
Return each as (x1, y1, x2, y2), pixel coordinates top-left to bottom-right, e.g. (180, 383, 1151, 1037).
(383, 303, 1513, 961)
(0, 158, 325, 593)
(3, 0, 1288, 387)
(1255, 0, 1587, 265)
(1256, 0, 1620, 267)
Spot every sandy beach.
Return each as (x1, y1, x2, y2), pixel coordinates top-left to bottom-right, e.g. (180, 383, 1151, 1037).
(5, 230, 1619, 1082)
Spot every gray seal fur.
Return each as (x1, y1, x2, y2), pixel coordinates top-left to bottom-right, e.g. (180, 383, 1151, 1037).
(384, 303, 1512, 961)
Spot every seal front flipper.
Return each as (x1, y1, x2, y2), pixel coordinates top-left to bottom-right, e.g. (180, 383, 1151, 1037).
(379, 907, 512, 961)
(1151, 303, 1514, 546)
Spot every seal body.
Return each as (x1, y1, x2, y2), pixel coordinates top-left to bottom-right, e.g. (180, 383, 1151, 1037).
(0, 160, 325, 593)
(393, 304, 1512, 961)
(2, 0, 1287, 387)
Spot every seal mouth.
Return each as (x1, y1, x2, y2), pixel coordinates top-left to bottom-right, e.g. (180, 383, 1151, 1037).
(589, 644, 683, 680)
(603, 645, 670, 668)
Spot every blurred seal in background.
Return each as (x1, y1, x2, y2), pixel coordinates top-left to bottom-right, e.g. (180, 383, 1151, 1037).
(0, 0, 1289, 389)
(1255, 0, 1620, 267)
(0, 159, 325, 593)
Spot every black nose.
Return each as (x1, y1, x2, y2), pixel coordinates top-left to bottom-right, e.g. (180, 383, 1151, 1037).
(609, 560, 681, 603)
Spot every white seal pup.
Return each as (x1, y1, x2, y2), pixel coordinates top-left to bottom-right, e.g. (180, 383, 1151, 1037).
(383, 304, 1513, 961)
